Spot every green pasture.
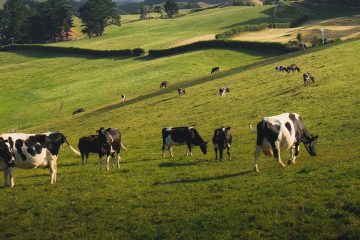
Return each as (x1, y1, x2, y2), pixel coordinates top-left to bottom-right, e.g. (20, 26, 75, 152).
(0, 35, 359, 239)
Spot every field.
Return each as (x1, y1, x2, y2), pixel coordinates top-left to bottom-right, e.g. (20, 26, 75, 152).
(52, 5, 299, 50)
(1, 4, 360, 240)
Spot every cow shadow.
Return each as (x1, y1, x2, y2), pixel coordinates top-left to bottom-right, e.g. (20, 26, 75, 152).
(159, 159, 210, 168)
(153, 170, 252, 185)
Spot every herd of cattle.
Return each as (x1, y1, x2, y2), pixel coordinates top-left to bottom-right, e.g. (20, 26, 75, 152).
(0, 64, 319, 188)
(275, 64, 316, 85)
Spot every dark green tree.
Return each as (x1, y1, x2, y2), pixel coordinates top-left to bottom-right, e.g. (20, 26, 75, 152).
(164, 0, 178, 18)
(79, 0, 120, 37)
(0, 0, 32, 44)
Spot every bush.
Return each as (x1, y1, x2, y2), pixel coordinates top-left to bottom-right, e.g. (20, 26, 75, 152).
(0, 44, 145, 57)
(311, 35, 320, 47)
(148, 40, 298, 57)
(132, 48, 145, 56)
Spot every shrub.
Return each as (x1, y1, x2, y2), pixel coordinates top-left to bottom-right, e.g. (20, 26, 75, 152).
(132, 48, 145, 56)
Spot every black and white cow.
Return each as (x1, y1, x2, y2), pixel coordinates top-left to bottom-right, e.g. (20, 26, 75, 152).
(78, 128, 127, 172)
(287, 64, 300, 73)
(72, 108, 85, 115)
(121, 94, 126, 102)
(0, 132, 80, 187)
(249, 113, 318, 172)
(212, 127, 232, 161)
(162, 127, 207, 158)
(177, 88, 185, 96)
(211, 67, 220, 74)
(219, 87, 229, 97)
(275, 66, 289, 73)
(160, 81, 168, 88)
(303, 72, 315, 85)
(0, 138, 15, 187)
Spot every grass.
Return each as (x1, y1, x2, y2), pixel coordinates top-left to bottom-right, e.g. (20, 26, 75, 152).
(52, 5, 301, 50)
(0, 35, 359, 239)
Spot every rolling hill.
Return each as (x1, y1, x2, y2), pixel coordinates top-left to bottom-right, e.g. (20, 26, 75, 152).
(0, 3, 359, 240)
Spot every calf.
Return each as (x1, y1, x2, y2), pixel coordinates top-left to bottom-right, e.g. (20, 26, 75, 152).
(275, 66, 289, 73)
(287, 64, 300, 73)
(249, 113, 318, 172)
(211, 67, 219, 73)
(72, 108, 85, 115)
(219, 87, 229, 97)
(0, 132, 80, 187)
(162, 127, 207, 158)
(78, 128, 127, 172)
(177, 88, 185, 96)
(212, 127, 232, 161)
(160, 81, 168, 88)
(303, 72, 315, 85)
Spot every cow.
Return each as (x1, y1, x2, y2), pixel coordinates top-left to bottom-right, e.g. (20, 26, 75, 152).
(0, 132, 80, 187)
(212, 127, 232, 161)
(121, 94, 126, 102)
(177, 88, 185, 96)
(78, 127, 127, 173)
(249, 113, 318, 172)
(219, 87, 229, 97)
(211, 67, 220, 74)
(303, 72, 315, 85)
(160, 81, 168, 88)
(0, 138, 15, 188)
(275, 66, 289, 73)
(162, 127, 207, 158)
(287, 64, 300, 73)
(72, 108, 85, 115)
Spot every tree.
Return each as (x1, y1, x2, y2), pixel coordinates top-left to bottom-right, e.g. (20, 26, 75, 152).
(0, 0, 32, 44)
(296, 32, 303, 44)
(140, 4, 153, 20)
(164, 0, 178, 18)
(79, 0, 120, 37)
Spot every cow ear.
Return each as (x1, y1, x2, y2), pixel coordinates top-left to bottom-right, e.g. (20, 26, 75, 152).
(226, 127, 231, 130)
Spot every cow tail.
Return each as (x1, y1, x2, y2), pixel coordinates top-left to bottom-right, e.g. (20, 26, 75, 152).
(249, 123, 256, 133)
(64, 138, 81, 157)
(121, 142, 127, 151)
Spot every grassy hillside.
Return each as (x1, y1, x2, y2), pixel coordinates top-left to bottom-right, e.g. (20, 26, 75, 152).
(0, 48, 273, 132)
(52, 5, 300, 50)
(0, 37, 359, 239)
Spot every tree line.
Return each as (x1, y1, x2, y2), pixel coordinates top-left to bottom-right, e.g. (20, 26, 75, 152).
(0, 0, 120, 45)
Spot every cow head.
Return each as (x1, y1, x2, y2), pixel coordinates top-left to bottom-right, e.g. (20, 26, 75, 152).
(0, 138, 14, 166)
(96, 127, 113, 154)
(200, 141, 208, 154)
(303, 135, 318, 156)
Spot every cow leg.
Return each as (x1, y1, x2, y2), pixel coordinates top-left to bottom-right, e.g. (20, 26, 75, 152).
(162, 144, 166, 158)
(254, 145, 261, 172)
(117, 150, 121, 169)
(7, 167, 14, 187)
(288, 145, 296, 165)
(106, 155, 111, 171)
(227, 146, 231, 161)
(186, 145, 192, 157)
(111, 153, 116, 168)
(219, 146, 224, 161)
(214, 147, 218, 160)
(273, 141, 285, 167)
(49, 160, 56, 184)
(86, 153, 89, 164)
(169, 146, 174, 158)
(81, 153, 85, 164)
(3, 168, 9, 187)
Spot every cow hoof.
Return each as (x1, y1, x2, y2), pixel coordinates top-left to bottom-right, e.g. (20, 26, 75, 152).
(254, 166, 259, 172)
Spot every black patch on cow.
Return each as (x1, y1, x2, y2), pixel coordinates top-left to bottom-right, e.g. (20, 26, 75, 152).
(27, 147, 36, 156)
(285, 122, 292, 135)
(256, 121, 281, 159)
(0, 140, 13, 167)
(15, 139, 26, 161)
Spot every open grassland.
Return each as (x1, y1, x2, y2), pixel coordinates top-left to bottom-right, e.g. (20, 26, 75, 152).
(0, 38, 359, 239)
(0, 48, 274, 132)
(52, 5, 298, 50)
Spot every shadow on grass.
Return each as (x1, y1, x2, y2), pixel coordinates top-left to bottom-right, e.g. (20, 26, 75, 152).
(153, 170, 252, 185)
(159, 159, 209, 168)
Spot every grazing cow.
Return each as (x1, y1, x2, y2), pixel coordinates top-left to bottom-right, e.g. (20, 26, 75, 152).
(0, 138, 15, 188)
(211, 67, 220, 73)
(249, 113, 318, 172)
(78, 128, 127, 172)
(300, 43, 307, 50)
(212, 127, 232, 161)
(177, 88, 185, 96)
(303, 72, 315, 85)
(287, 64, 300, 73)
(160, 81, 168, 88)
(0, 132, 80, 187)
(162, 127, 207, 158)
(72, 108, 85, 115)
(219, 87, 229, 97)
(121, 94, 126, 102)
(275, 66, 289, 73)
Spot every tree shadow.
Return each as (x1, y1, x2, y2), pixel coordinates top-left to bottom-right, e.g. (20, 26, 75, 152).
(153, 170, 252, 185)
